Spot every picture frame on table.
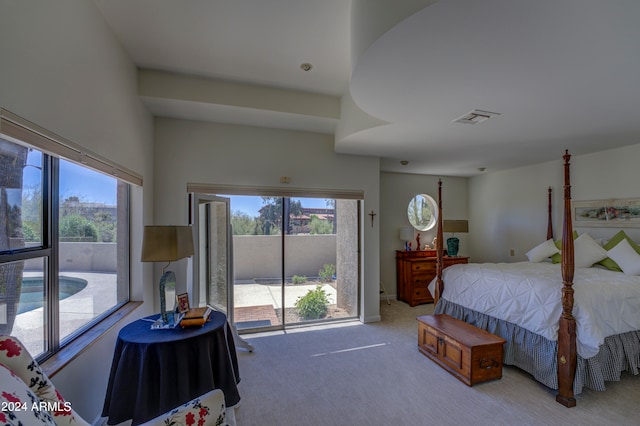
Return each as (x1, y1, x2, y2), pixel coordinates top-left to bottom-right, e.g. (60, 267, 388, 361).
(176, 293, 190, 313)
(573, 198, 640, 228)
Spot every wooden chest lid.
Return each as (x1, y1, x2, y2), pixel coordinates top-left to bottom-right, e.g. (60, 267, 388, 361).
(417, 314, 506, 347)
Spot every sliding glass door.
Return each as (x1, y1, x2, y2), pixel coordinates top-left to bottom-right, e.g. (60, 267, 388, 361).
(229, 195, 360, 332)
(231, 195, 284, 329)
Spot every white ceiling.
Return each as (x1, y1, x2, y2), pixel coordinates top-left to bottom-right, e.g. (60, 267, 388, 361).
(94, 0, 640, 177)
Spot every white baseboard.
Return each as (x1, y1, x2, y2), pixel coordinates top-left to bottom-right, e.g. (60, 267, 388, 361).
(362, 314, 381, 323)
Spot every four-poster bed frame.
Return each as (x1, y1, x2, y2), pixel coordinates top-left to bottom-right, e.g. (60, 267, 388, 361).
(433, 150, 577, 407)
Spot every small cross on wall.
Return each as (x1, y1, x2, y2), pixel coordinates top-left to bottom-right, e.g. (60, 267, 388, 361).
(368, 210, 376, 227)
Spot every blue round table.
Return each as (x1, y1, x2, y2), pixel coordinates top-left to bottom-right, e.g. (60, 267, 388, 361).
(102, 310, 240, 425)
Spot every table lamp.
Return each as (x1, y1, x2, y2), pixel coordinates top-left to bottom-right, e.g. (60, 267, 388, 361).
(443, 220, 468, 256)
(141, 225, 194, 327)
(399, 227, 414, 251)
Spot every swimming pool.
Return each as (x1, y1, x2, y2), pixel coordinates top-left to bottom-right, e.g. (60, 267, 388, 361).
(18, 276, 88, 314)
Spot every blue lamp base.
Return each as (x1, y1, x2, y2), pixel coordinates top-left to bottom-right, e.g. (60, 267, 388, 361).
(447, 237, 460, 256)
(151, 270, 183, 329)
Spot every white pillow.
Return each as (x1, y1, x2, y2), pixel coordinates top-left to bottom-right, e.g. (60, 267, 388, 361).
(526, 239, 559, 262)
(607, 238, 640, 275)
(574, 232, 608, 268)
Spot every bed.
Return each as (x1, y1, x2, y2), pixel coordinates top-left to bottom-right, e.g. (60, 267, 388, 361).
(429, 151, 640, 407)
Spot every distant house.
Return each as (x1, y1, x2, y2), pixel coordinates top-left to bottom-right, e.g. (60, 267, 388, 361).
(60, 197, 117, 223)
(290, 208, 335, 234)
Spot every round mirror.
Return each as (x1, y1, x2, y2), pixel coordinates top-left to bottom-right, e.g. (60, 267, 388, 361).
(407, 194, 438, 231)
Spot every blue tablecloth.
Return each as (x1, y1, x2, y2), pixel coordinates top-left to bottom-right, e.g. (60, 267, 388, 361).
(102, 310, 240, 425)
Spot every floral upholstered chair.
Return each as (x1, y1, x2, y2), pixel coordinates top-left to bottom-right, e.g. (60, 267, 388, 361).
(0, 335, 227, 426)
(138, 388, 226, 426)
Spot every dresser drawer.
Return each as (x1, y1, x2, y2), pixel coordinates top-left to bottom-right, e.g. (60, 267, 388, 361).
(396, 251, 468, 307)
(444, 257, 469, 267)
(412, 287, 433, 303)
(411, 261, 436, 273)
(412, 273, 435, 287)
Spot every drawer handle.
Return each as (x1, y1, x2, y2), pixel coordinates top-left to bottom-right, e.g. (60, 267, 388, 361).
(479, 358, 499, 369)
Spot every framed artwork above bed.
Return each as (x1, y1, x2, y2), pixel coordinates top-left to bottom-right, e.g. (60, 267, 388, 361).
(573, 198, 640, 227)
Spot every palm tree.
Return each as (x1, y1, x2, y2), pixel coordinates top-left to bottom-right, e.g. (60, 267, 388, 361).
(259, 197, 302, 235)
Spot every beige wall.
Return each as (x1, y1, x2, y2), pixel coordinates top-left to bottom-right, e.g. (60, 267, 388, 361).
(24, 243, 117, 272)
(234, 235, 336, 280)
(153, 118, 382, 323)
(379, 172, 468, 298)
(1, 1, 154, 422)
(468, 144, 640, 263)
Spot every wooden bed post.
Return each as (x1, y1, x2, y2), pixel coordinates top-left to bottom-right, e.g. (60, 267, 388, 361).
(556, 150, 577, 408)
(547, 186, 554, 240)
(434, 179, 444, 305)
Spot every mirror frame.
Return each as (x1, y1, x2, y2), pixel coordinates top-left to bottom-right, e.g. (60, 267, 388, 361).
(407, 194, 438, 231)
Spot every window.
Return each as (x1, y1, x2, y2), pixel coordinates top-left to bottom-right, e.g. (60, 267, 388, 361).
(0, 135, 130, 360)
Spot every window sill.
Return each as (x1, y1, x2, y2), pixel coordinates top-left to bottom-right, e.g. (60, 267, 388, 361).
(41, 301, 142, 377)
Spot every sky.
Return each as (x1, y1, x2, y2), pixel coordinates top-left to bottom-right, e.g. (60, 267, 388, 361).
(10, 150, 118, 207)
(58, 161, 118, 204)
(25, 153, 117, 204)
(228, 195, 333, 218)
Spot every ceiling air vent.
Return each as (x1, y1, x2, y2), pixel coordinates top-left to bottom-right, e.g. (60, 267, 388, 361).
(452, 109, 500, 124)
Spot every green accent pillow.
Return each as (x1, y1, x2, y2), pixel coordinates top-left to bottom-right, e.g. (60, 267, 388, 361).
(551, 230, 579, 263)
(598, 230, 640, 271)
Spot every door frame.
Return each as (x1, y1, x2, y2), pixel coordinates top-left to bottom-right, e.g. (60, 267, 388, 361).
(189, 193, 232, 318)
(187, 183, 365, 331)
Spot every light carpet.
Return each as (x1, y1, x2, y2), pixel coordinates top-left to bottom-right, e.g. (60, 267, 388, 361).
(234, 300, 640, 425)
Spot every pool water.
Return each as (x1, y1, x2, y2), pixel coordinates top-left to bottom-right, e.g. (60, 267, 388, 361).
(18, 276, 88, 314)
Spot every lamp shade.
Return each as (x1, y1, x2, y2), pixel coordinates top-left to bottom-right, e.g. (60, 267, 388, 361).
(399, 227, 414, 241)
(141, 226, 194, 262)
(443, 220, 469, 233)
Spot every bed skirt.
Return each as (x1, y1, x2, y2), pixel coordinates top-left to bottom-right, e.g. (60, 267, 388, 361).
(435, 299, 640, 393)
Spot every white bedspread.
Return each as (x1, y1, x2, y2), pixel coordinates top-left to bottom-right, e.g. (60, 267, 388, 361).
(429, 262, 640, 358)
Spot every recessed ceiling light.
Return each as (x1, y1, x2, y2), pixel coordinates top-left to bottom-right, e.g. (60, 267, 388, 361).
(400, 160, 409, 166)
(453, 109, 500, 125)
(300, 63, 313, 72)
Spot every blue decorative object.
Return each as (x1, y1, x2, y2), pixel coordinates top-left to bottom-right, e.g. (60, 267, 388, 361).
(443, 220, 468, 256)
(150, 271, 186, 329)
(159, 270, 176, 323)
(447, 237, 460, 256)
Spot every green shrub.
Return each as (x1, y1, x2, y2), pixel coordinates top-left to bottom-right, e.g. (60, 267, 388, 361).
(292, 275, 307, 284)
(22, 222, 40, 242)
(295, 285, 329, 320)
(59, 214, 98, 242)
(318, 263, 336, 282)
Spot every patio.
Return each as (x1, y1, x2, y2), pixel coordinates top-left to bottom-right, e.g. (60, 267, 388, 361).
(10, 272, 351, 355)
(11, 271, 118, 355)
(233, 281, 352, 329)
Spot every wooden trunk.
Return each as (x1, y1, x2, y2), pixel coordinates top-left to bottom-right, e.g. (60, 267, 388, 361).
(417, 314, 506, 386)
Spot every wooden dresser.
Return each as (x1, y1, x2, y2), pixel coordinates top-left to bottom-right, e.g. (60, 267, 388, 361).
(396, 250, 468, 306)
